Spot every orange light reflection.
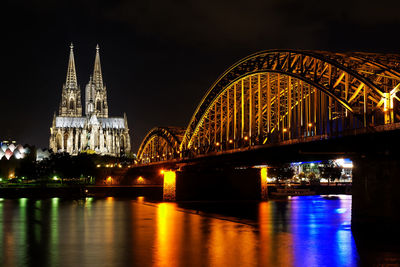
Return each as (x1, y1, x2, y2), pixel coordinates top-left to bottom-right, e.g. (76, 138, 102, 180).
(154, 203, 180, 267)
(163, 171, 176, 201)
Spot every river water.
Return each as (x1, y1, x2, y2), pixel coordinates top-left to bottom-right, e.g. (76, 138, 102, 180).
(0, 195, 395, 266)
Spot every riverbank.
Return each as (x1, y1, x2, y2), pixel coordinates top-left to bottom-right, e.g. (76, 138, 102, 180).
(267, 184, 352, 195)
(0, 185, 163, 199)
(0, 184, 349, 199)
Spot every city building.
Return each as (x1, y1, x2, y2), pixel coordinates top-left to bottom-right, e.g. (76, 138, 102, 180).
(49, 44, 131, 156)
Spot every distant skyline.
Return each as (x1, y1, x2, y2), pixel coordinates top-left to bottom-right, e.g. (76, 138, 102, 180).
(2, 0, 399, 152)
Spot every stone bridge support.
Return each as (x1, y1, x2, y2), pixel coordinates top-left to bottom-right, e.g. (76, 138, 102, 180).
(352, 155, 400, 233)
(175, 166, 261, 201)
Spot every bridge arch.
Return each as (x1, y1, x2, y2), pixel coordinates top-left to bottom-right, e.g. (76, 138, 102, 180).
(137, 127, 185, 163)
(137, 50, 400, 161)
(180, 50, 400, 151)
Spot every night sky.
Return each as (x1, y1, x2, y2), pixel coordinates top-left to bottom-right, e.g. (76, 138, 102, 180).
(2, 0, 399, 152)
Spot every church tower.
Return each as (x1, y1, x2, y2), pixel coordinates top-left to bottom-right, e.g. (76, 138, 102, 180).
(85, 44, 108, 118)
(59, 43, 82, 117)
(50, 43, 131, 156)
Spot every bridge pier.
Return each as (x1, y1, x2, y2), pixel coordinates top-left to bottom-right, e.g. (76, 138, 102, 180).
(352, 155, 400, 234)
(176, 166, 261, 201)
(163, 170, 176, 201)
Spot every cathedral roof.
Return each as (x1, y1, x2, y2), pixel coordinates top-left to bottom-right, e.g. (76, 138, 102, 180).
(55, 116, 126, 129)
(99, 117, 125, 129)
(89, 114, 99, 125)
(56, 117, 86, 128)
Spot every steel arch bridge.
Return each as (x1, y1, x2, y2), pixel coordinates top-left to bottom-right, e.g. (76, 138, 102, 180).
(137, 127, 185, 163)
(137, 49, 400, 163)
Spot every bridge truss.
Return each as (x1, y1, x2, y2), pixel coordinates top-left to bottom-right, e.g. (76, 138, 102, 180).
(137, 127, 185, 163)
(138, 50, 400, 162)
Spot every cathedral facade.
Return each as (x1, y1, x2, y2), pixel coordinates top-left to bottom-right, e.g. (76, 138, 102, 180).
(49, 44, 131, 156)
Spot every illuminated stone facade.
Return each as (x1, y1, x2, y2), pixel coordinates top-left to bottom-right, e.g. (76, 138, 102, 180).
(49, 44, 131, 156)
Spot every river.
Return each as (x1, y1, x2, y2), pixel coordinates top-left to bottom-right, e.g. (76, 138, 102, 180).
(0, 195, 396, 266)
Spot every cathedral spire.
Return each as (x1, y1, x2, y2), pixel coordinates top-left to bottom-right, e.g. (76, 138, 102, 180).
(65, 43, 78, 89)
(92, 44, 103, 89)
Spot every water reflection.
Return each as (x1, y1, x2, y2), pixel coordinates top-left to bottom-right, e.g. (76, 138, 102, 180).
(49, 198, 59, 267)
(290, 196, 357, 267)
(259, 201, 294, 266)
(155, 203, 179, 266)
(0, 196, 398, 266)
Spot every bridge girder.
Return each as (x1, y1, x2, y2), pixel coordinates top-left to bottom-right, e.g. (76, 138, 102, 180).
(180, 50, 400, 151)
(138, 50, 400, 162)
(137, 127, 185, 163)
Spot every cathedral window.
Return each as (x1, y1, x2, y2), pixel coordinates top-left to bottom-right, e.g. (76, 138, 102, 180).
(120, 136, 125, 153)
(69, 99, 75, 110)
(96, 100, 101, 111)
(56, 134, 62, 151)
(64, 132, 69, 151)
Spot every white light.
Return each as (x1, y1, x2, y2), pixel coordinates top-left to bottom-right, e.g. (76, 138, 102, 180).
(342, 163, 353, 168)
(335, 158, 345, 166)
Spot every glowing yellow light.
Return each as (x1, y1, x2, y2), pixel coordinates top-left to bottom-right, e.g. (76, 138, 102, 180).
(160, 169, 164, 175)
(96, 164, 101, 168)
(216, 142, 220, 146)
(308, 123, 313, 127)
(283, 128, 287, 132)
(163, 171, 176, 201)
(118, 164, 122, 168)
(260, 167, 268, 200)
(244, 136, 248, 141)
(107, 176, 113, 185)
(137, 176, 144, 184)
(229, 139, 233, 144)
(9, 173, 15, 179)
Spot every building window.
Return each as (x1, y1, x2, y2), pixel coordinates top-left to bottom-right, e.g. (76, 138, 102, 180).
(69, 99, 75, 110)
(56, 134, 62, 151)
(64, 132, 69, 151)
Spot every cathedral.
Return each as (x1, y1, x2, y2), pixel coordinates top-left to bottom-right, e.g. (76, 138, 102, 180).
(49, 44, 131, 156)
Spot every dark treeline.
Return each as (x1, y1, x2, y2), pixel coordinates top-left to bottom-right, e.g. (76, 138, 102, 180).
(6, 152, 133, 181)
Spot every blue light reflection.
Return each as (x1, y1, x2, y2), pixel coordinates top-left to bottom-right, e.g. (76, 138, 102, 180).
(290, 195, 358, 267)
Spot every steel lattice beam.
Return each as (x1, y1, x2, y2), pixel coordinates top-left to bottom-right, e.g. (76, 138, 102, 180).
(137, 50, 400, 162)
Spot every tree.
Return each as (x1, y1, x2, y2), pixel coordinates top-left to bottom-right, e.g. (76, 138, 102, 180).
(308, 172, 320, 186)
(15, 157, 38, 180)
(318, 161, 342, 186)
(298, 172, 307, 185)
(268, 163, 295, 184)
(74, 153, 97, 182)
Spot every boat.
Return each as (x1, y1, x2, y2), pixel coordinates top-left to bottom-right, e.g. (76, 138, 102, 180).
(322, 195, 340, 200)
(271, 187, 316, 197)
